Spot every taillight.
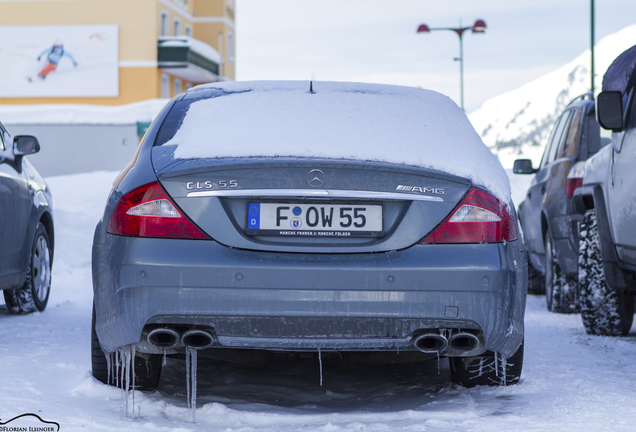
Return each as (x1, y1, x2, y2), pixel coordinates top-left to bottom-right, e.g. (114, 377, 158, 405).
(107, 182, 209, 239)
(566, 161, 586, 197)
(420, 187, 517, 244)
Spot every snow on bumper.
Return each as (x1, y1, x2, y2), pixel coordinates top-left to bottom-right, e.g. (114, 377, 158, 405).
(92, 235, 526, 357)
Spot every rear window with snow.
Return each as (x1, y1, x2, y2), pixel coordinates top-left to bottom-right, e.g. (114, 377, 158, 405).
(156, 81, 511, 201)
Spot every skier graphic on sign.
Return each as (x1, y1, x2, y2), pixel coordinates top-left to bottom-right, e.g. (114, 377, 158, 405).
(36, 41, 77, 80)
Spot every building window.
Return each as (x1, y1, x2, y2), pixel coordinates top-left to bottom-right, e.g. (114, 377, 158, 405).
(185, 25, 192, 37)
(218, 31, 224, 76)
(161, 11, 169, 36)
(174, 18, 181, 36)
(174, 78, 182, 95)
(228, 32, 234, 63)
(161, 74, 170, 98)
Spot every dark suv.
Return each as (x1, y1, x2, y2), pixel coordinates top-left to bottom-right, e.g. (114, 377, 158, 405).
(514, 94, 611, 313)
(0, 121, 54, 314)
(574, 45, 636, 336)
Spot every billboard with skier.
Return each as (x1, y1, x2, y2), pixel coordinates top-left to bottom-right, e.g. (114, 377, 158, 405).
(0, 25, 118, 97)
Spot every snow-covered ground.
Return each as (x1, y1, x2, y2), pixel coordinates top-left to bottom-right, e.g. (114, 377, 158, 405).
(2, 169, 636, 432)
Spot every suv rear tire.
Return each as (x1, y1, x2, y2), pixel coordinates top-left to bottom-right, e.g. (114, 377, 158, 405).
(578, 210, 635, 336)
(545, 231, 579, 313)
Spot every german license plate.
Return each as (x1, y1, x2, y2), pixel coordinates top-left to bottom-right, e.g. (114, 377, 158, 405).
(246, 203, 383, 237)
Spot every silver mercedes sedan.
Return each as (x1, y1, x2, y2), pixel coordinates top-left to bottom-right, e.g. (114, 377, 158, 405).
(91, 81, 526, 391)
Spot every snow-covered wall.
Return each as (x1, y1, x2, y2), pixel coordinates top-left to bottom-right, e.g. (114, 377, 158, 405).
(0, 99, 170, 176)
(6, 123, 139, 177)
(0, 99, 168, 125)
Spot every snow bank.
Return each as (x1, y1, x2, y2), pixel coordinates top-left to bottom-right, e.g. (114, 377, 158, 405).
(0, 99, 169, 125)
(168, 81, 511, 201)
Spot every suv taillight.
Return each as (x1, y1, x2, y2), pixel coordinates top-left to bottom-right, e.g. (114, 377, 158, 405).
(566, 161, 586, 197)
(420, 187, 517, 244)
(107, 182, 209, 239)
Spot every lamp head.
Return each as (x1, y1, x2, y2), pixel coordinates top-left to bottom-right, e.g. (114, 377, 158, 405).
(417, 24, 430, 33)
(472, 19, 487, 33)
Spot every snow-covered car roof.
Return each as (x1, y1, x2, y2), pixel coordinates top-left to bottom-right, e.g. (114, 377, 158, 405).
(165, 80, 510, 201)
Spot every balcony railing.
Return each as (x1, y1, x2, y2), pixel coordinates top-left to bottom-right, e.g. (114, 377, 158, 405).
(158, 36, 222, 83)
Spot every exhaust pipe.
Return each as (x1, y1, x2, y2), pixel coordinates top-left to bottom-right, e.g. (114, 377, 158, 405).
(412, 332, 448, 354)
(147, 328, 181, 349)
(181, 329, 214, 350)
(448, 332, 480, 352)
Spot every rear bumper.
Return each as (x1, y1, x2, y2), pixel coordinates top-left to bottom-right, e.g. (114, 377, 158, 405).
(93, 235, 526, 357)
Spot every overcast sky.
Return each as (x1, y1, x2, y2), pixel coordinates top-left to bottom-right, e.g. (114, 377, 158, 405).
(235, 0, 636, 112)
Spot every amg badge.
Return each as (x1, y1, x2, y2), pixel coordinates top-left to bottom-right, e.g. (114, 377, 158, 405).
(396, 185, 444, 195)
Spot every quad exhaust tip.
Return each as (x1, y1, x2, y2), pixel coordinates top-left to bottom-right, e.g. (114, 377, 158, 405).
(147, 328, 181, 349)
(181, 329, 215, 350)
(412, 332, 448, 354)
(448, 332, 481, 352)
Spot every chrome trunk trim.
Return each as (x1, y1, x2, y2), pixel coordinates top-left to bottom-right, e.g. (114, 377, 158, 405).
(185, 189, 444, 202)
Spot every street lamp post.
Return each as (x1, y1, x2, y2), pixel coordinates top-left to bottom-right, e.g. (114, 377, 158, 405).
(417, 20, 487, 112)
(591, 0, 595, 94)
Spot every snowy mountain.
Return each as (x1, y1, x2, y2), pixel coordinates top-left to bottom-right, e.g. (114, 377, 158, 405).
(469, 24, 636, 168)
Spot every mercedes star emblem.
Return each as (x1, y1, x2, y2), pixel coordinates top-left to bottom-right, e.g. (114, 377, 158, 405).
(307, 169, 326, 187)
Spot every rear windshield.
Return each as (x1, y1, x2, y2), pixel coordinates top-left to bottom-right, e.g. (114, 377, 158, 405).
(154, 89, 247, 146)
(154, 99, 197, 146)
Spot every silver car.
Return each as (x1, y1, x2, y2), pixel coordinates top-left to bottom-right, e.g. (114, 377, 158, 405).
(91, 81, 526, 391)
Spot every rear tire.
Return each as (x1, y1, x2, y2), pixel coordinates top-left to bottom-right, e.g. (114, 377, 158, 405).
(91, 305, 162, 390)
(578, 210, 635, 336)
(3, 223, 52, 314)
(545, 231, 579, 313)
(450, 341, 523, 387)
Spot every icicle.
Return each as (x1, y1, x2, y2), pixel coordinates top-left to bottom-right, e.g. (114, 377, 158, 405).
(436, 352, 440, 375)
(131, 346, 136, 415)
(318, 347, 323, 387)
(122, 348, 130, 417)
(116, 350, 121, 388)
(163, 349, 167, 366)
(501, 353, 508, 387)
(495, 352, 499, 377)
(106, 351, 112, 385)
(186, 348, 191, 408)
(191, 348, 197, 422)
(186, 347, 197, 422)
(111, 346, 136, 417)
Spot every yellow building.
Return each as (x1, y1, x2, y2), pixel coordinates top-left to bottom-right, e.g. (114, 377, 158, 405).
(0, 0, 235, 105)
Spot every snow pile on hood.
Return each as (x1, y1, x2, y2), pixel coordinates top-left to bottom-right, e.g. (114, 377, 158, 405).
(168, 81, 511, 201)
(0, 99, 169, 125)
(469, 24, 636, 168)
